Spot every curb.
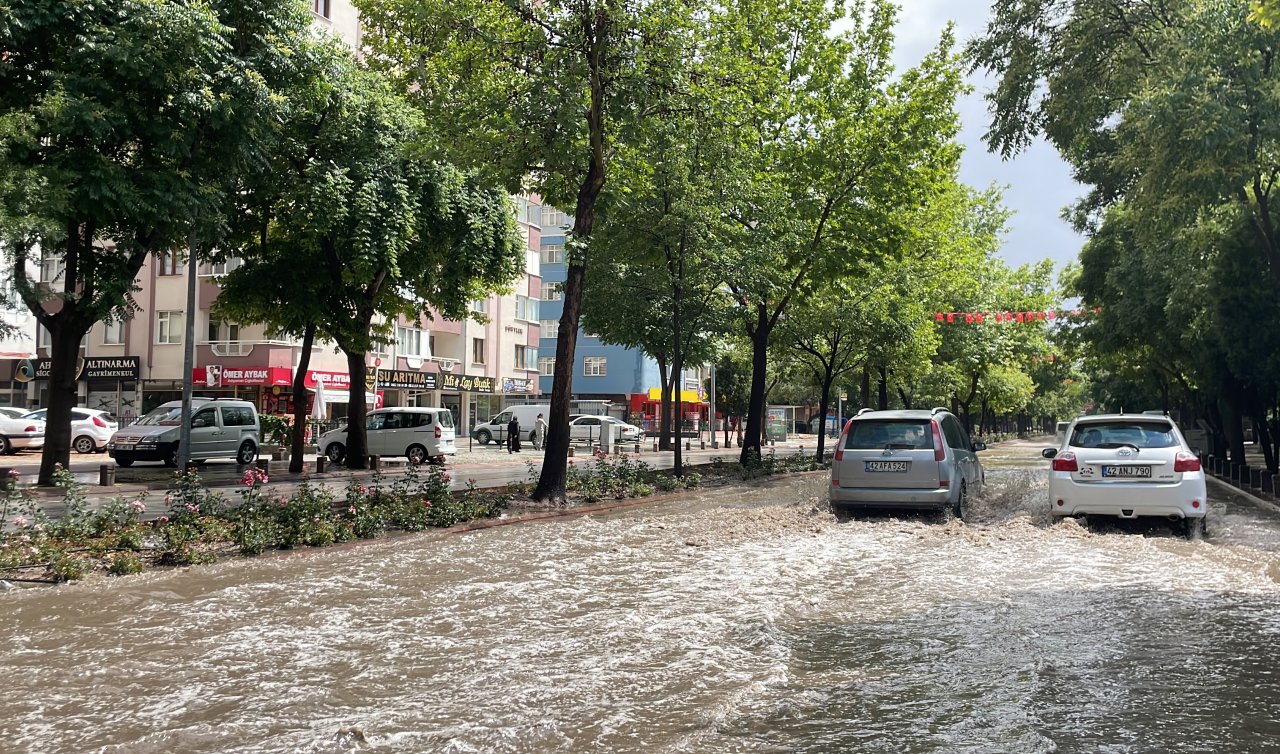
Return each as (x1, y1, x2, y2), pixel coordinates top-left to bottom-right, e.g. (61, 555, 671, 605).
(1206, 475, 1280, 514)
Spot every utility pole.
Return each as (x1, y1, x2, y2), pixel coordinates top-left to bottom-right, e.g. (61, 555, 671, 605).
(709, 363, 717, 449)
(177, 230, 198, 472)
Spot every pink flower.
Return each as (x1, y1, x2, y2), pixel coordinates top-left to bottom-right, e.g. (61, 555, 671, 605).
(158, 515, 169, 523)
(422, 499, 432, 508)
(241, 471, 255, 486)
(7, 469, 19, 479)
(185, 503, 199, 513)
(129, 500, 146, 513)
(164, 495, 173, 505)
(277, 496, 288, 506)
(347, 506, 356, 514)
(442, 473, 452, 482)
(12, 515, 28, 528)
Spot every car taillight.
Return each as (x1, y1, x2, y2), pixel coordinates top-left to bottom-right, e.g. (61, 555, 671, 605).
(434, 425, 442, 439)
(931, 421, 945, 461)
(1052, 451, 1078, 472)
(833, 419, 850, 462)
(23, 425, 36, 433)
(1174, 452, 1201, 472)
(92, 416, 107, 428)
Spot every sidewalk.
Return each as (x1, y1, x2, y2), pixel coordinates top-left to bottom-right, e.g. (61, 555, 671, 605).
(9, 437, 815, 513)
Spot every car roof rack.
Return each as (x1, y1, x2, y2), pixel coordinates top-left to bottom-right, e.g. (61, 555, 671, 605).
(856, 408, 874, 416)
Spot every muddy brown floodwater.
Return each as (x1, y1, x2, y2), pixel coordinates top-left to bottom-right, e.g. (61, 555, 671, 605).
(2, 442, 1279, 753)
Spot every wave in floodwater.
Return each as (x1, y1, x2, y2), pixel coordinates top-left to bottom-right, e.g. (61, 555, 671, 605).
(1, 470, 1279, 753)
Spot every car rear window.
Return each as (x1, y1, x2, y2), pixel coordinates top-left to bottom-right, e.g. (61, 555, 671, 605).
(845, 420, 934, 450)
(1070, 421, 1178, 449)
(437, 411, 453, 428)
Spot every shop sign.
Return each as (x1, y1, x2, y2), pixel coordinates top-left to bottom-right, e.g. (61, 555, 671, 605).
(304, 370, 351, 389)
(368, 368, 438, 390)
(193, 366, 292, 387)
(9, 356, 141, 382)
(442, 373, 495, 393)
(502, 377, 532, 393)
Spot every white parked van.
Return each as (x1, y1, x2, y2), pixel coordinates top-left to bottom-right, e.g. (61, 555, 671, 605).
(320, 407, 456, 465)
(472, 404, 548, 445)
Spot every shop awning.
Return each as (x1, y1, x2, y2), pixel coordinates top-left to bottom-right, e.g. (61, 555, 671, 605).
(646, 387, 704, 403)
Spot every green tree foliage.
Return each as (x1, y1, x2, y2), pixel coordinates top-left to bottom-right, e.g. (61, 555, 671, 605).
(0, 0, 312, 483)
(358, 0, 696, 501)
(709, 0, 964, 463)
(215, 51, 524, 469)
(971, 0, 1280, 466)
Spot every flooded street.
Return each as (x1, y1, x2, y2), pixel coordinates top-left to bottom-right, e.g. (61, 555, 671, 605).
(3, 443, 1280, 753)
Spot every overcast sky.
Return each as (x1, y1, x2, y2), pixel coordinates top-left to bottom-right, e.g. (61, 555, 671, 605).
(890, 0, 1086, 272)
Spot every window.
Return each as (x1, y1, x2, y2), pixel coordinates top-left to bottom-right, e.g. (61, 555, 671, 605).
(512, 196, 531, 224)
(540, 319, 559, 339)
(103, 319, 126, 346)
(396, 326, 429, 357)
(514, 295, 537, 322)
(472, 337, 486, 364)
(428, 335, 437, 359)
(584, 356, 607, 377)
(541, 206, 567, 229)
(157, 311, 184, 344)
(311, 0, 330, 17)
(472, 299, 487, 314)
(538, 357, 556, 376)
(36, 325, 50, 349)
(540, 283, 562, 302)
(40, 251, 64, 284)
(221, 406, 254, 427)
(207, 319, 239, 343)
(515, 345, 537, 370)
(158, 251, 184, 276)
(200, 257, 242, 276)
(540, 243, 564, 265)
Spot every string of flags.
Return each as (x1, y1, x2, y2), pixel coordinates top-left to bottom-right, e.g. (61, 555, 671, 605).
(932, 308, 1102, 324)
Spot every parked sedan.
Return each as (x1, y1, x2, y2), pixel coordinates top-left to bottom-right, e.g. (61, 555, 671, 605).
(0, 411, 45, 454)
(567, 415, 644, 443)
(1043, 414, 1207, 538)
(23, 407, 119, 453)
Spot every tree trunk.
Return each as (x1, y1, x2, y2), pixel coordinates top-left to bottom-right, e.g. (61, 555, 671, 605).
(1254, 417, 1277, 473)
(288, 322, 317, 474)
(860, 366, 870, 408)
(343, 349, 371, 468)
(816, 373, 835, 460)
(656, 355, 671, 451)
(877, 365, 888, 410)
(740, 305, 771, 464)
(1221, 395, 1247, 466)
(533, 258, 586, 503)
(671, 272, 684, 475)
(38, 323, 86, 485)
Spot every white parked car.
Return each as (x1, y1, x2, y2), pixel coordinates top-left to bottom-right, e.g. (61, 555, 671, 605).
(567, 415, 644, 443)
(321, 407, 456, 465)
(0, 408, 44, 454)
(23, 407, 118, 454)
(1043, 413, 1208, 538)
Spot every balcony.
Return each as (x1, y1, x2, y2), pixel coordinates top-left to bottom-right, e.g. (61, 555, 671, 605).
(202, 338, 321, 358)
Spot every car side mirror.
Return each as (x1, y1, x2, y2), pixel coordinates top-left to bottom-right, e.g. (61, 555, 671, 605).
(972, 442, 986, 452)
(1042, 448, 1057, 459)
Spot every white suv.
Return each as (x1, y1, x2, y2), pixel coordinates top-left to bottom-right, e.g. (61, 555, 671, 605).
(1043, 414, 1208, 538)
(23, 407, 118, 453)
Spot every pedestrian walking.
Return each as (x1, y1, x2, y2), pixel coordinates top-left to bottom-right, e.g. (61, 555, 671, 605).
(507, 415, 522, 453)
(533, 412, 548, 450)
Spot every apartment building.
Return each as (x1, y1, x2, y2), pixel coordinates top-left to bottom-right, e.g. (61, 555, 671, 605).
(536, 208, 709, 430)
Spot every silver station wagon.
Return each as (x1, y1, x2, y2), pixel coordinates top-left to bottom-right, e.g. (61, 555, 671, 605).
(829, 408, 985, 519)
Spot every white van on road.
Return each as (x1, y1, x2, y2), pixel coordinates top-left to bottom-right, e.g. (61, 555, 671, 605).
(472, 405, 548, 445)
(320, 407, 456, 465)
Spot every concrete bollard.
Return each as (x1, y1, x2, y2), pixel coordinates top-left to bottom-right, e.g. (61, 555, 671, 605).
(700, 440, 706, 450)
(99, 464, 115, 487)
(685, 440, 691, 451)
(1271, 474, 1280, 498)
(1251, 468, 1264, 489)
(1262, 473, 1275, 495)
(255, 458, 270, 473)
(652, 439, 658, 452)
(634, 442, 641, 454)
(369, 455, 380, 471)
(568, 446, 576, 457)
(315, 456, 327, 473)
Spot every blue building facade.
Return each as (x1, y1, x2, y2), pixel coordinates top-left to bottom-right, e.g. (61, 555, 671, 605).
(537, 223, 661, 410)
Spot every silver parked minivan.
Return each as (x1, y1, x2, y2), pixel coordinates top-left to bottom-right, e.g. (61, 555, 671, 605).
(829, 408, 985, 519)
